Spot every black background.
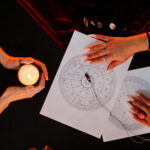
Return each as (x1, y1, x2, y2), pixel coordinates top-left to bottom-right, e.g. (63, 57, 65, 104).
(0, 1, 150, 150)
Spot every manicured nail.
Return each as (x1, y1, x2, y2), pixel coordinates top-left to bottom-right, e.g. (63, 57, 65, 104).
(85, 60, 91, 64)
(105, 68, 112, 74)
(126, 95, 134, 101)
(88, 34, 96, 37)
(128, 111, 134, 117)
(136, 92, 141, 96)
(83, 48, 90, 52)
(80, 55, 87, 60)
(27, 86, 34, 90)
(126, 101, 132, 108)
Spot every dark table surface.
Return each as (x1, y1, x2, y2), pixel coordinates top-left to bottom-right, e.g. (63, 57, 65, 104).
(0, 1, 150, 150)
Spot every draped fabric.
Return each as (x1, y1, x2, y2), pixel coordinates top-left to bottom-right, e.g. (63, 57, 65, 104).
(17, 0, 150, 50)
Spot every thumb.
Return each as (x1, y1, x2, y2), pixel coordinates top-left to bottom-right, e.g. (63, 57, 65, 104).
(88, 34, 111, 42)
(106, 61, 122, 73)
(25, 86, 36, 94)
(20, 57, 34, 65)
(26, 85, 35, 90)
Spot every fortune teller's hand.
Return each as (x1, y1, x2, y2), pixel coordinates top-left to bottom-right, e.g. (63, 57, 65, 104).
(0, 72, 45, 114)
(0, 47, 48, 80)
(127, 93, 150, 128)
(81, 33, 148, 73)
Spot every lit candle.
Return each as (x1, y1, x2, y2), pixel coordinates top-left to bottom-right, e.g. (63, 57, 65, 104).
(18, 64, 40, 86)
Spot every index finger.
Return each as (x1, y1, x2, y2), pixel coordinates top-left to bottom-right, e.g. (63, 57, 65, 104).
(35, 72, 46, 92)
(127, 96, 150, 114)
(83, 42, 106, 52)
(131, 113, 148, 127)
(136, 92, 150, 107)
(34, 60, 49, 81)
(88, 34, 111, 42)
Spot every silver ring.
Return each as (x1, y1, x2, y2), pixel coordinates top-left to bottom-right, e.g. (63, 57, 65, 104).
(103, 55, 106, 62)
(104, 43, 107, 49)
(103, 48, 106, 55)
(36, 90, 40, 94)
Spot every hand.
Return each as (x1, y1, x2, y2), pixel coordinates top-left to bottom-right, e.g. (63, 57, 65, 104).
(81, 33, 148, 72)
(0, 47, 49, 80)
(0, 72, 45, 114)
(127, 93, 150, 128)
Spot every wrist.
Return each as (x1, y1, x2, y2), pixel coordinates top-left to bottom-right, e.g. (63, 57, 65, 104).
(0, 94, 10, 114)
(129, 33, 149, 54)
(0, 47, 9, 66)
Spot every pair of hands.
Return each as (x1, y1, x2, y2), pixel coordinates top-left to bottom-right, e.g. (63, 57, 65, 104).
(0, 47, 48, 114)
(81, 33, 150, 127)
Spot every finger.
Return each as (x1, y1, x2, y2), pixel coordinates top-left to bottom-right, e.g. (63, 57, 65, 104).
(83, 42, 107, 52)
(127, 101, 140, 114)
(33, 60, 49, 81)
(127, 96, 150, 114)
(106, 61, 122, 73)
(19, 57, 34, 64)
(127, 102, 146, 119)
(25, 85, 36, 94)
(137, 112, 146, 120)
(131, 113, 147, 126)
(136, 92, 150, 107)
(82, 49, 107, 60)
(88, 34, 111, 42)
(86, 54, 112, 64)
(35, 72, 45, 92)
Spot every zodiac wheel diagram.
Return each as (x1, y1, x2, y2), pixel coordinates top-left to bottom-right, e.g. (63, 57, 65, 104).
(110, 76, 150, 130)
(59, 56, 116, 111)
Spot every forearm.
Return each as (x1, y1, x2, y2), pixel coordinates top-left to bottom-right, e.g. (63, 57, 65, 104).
(130, 32, 150, 54)
(0, 47, 8, 65)
(0, 94, 9, 114)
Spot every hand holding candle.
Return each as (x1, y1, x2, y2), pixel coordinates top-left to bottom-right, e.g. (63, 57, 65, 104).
(18, 64, 40, 86)
(0, 47, 49, 114)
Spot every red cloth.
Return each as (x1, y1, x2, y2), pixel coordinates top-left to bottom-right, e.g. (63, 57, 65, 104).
(17, 0, 150, 50)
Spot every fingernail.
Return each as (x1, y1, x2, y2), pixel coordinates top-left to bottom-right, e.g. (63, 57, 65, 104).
(128, 111, 134, 117)
(27, 86, 34, 90)
(126, 95, 134, 101)
(85, 60, 91, 64)
(26, 60, 34, 64)
(136, 92, 141, 96)
(80, 55, 87, 60)
(83, 48, 90, 52)
(105, 68, 112, 74)
(126, 101, 132, 108)
(88, 34, 96, 37)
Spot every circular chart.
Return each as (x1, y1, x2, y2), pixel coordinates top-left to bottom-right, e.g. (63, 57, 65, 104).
(59, 56, 116, 111)
(110, 75, 150, 130)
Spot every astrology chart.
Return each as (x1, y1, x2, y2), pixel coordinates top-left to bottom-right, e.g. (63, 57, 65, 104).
(59, 56, 116, 111)
(110, 76, 150, 131)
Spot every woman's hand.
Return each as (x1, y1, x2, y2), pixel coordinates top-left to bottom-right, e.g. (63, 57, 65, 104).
(127, 93, 150, 128)
(81, 33, 148, 72)
(0, 72, 45, 114)
(0, 47, 48, 80)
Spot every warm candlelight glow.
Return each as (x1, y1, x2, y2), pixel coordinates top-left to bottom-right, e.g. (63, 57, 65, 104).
(18, 64, 40, 85)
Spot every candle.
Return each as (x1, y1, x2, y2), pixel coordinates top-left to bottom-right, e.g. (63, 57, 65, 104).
(18, 64, 40, 86)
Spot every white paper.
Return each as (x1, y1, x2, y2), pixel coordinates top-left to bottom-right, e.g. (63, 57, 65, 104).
(40, 31, 132, 139)
(103, 67, 150, 142)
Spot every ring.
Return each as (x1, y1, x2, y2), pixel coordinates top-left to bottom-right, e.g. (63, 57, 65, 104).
(104, 43, 107, 49)
(103, 55, 106, 62)
(36, 90, 40, 94)
(103, 48, 106, 55)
